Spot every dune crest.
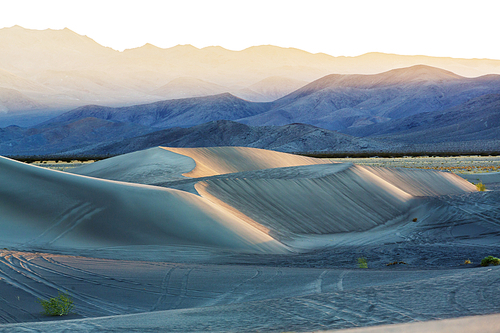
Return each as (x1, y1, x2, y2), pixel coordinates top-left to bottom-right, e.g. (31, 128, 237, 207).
(162, 146, 332, 177)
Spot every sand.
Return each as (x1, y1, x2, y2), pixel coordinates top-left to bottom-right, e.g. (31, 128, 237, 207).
(1, 147, 499, 332)
(0, 155, 285, 253)
(69, 147, 196, 184)
(164, 146, 332, 177)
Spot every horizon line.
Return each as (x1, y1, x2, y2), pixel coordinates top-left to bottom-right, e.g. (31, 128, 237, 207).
(2, 25, 500, 61)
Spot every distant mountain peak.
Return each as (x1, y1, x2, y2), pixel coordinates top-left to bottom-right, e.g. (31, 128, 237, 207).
(141, 43, 162, 49)
(172, 44, 199, 50)
(5, 25, 24, 30)
(289, 64, 464, 94)
(383, 64, 463, 82)
(201, 45, 231, 51)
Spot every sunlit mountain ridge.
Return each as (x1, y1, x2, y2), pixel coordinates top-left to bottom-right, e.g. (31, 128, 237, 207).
(1, 26, 500, 127)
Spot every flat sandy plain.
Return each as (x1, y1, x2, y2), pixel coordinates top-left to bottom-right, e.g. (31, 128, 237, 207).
(1, 147, 499, 333)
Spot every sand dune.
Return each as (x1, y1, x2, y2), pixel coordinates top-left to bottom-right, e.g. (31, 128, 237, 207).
(70, 147, 196, 184)
(460, 171, 500, 190)
(196, 164, 476, 243)
(1, 146, 497, 332)
(196, 164, 412, 238)
(70, 147, 477, 245)
(163, 146, 332, 177)
(0, 156, 285, 253)
(359, 165, 476, 196)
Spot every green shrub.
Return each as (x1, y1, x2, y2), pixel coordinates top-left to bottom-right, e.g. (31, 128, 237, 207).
(357, 257, 368, 268)
(38, 292, 74, 316)
(476, 182, 486, 191)
(480, 256, 500, 267)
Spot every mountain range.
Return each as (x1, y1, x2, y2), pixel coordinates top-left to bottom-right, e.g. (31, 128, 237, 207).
(2, 79, 498, 156)
(34, 65, 500, 133)
(2, 25, 500, 127)
(1, 26, 499, 156)
(240, 66, 500, 131)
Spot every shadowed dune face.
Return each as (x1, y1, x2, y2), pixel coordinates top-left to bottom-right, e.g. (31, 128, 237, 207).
(70, 147, 196, 184)
(0, 156, 286, 253)
(163, 146, 332, 177)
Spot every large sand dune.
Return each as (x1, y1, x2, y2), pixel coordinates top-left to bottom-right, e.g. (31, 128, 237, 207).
(1, 147, 498, 332)
(0, 155, 285, 253)
(196, 164, 475, 242)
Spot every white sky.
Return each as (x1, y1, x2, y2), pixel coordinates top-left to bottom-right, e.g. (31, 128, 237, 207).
(1, 0, 499, 59)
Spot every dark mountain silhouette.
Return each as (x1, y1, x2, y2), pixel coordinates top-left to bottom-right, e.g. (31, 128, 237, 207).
(0, 118, 152, 156)
(76, 120, 388, 156)
(0, 119, 388, 157)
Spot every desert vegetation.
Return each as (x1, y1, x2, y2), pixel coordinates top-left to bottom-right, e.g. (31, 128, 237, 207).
(475, 182, 486, 191)
(38, 292, 74, 316)
(481, 256, 500, 267)
(357, 257, 368, 268)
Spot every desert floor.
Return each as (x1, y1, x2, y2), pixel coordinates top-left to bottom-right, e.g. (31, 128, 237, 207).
(1, 148, 499, 332)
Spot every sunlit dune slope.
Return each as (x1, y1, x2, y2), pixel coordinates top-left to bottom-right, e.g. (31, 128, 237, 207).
(163, 146, 332, 177)
(0, 156, 286, 253)
(362, 166, 476, 196)
(195, 164, 473, 240)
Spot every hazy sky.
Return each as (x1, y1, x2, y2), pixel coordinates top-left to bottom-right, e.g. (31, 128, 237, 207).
(2, 0, 499, 59)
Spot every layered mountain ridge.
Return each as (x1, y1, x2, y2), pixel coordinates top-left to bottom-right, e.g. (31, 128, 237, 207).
(1, 26, 499, 155)
(2, 26, 500, 127)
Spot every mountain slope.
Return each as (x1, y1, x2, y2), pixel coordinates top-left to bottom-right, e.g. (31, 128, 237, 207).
(151, 77, 229, 99)
(0, 25, 117, 74)
(0, 87, 45, 112)
(0, 117, 152, 156)
(77, 120, 388, 156)
(238, 65, 500, 131)
(246, 76, 308, 102)
(44, 93, 273, 128)
(346, 94, 500, 143)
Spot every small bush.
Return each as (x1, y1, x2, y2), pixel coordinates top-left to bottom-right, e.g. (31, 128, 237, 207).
(480, 256, 500, 267)
(38, 292, 74, 316)
(386, 261, 407, 266)
(464, 259, 472, 265)
(476, 182, 486, 191)
(357, 257, 368, 268)
(412, 218, 418, 222)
